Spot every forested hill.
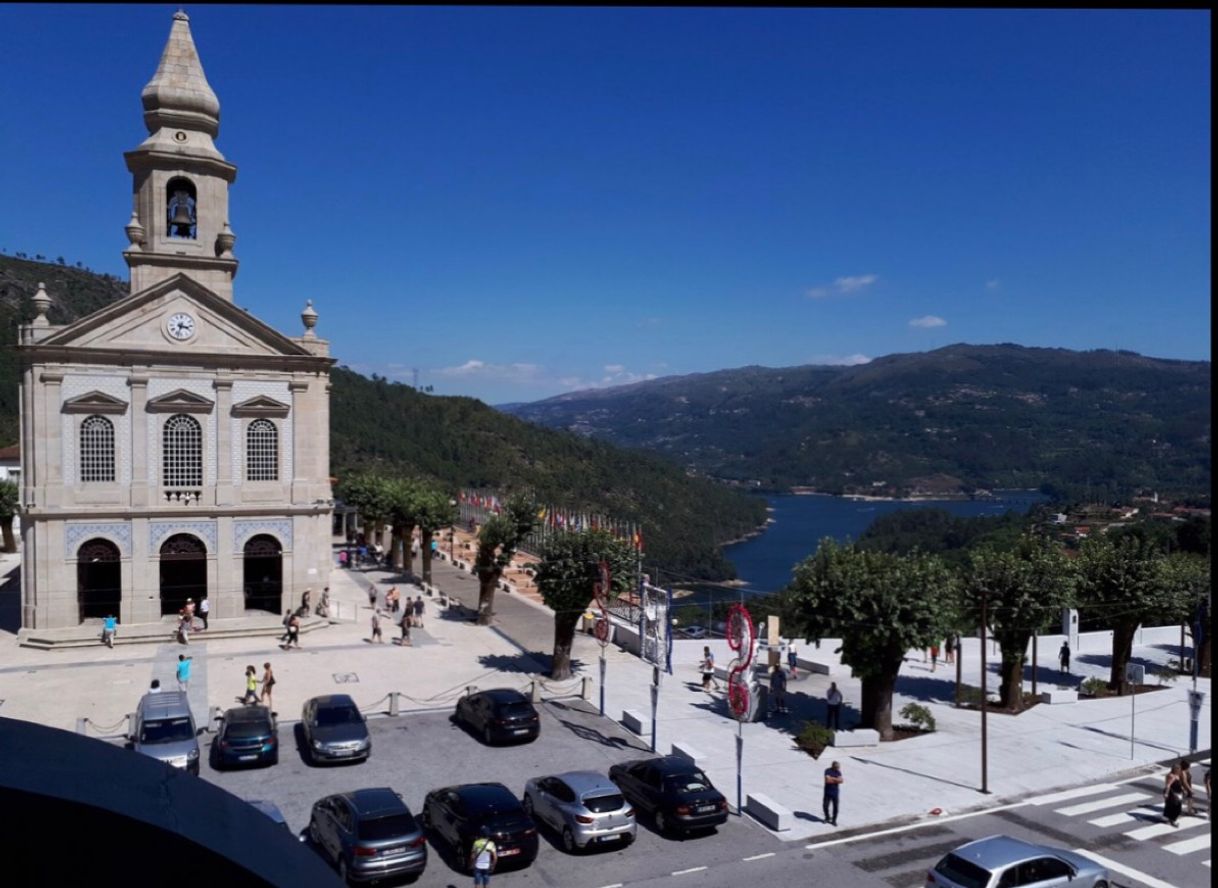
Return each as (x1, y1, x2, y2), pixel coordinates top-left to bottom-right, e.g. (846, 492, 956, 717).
(503, 344, 1212, 502)
(0, 254, 764, 580)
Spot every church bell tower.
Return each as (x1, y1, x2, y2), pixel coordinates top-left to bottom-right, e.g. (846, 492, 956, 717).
(123, 10, 239, 300)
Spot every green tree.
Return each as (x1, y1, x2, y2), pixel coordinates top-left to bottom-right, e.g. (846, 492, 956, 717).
(963, 538, 1075, 710)
(1164, 553, 1211, 677)
(384, 477, 422, 574)
(0, 479, 18, 553)
(787, 539, 958, 739)
(533, 529, 638, 679)
(474, 495, 538, 626)
(413, 483, 458, 586)
(335, 472, 392, 554)
(1076, 535, 1185, 694)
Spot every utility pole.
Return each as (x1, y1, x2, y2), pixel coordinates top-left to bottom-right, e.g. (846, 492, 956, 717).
(955, 632, 963, 706)
(980, 587, 990, 794)
(1031, 633, 1038, 698)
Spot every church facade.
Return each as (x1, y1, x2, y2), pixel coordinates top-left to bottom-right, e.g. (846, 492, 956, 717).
(17, 11, 333, 630)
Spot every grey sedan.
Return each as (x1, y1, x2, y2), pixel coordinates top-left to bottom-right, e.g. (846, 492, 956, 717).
(927, 835, 1110, 888)
(301, 695, 371, 765)
(523, 770, 636, 852)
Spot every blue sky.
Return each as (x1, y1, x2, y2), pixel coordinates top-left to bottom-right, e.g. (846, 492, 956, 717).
(0, 6, 1210, 405)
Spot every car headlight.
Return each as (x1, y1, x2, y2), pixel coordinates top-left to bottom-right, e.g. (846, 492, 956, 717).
(187, 748, 199, 759)
(312, 740, 324, 750)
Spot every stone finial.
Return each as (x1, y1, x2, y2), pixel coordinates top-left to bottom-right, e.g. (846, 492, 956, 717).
(301, 300, 318, 338)
(125, 211, 146, 249)
(31, 282, 52, 327)
(174, 8, 189, 21)
(215, 221, 236, 258)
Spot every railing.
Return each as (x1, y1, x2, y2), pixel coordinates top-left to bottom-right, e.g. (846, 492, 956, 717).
(162, 489, 202, 505)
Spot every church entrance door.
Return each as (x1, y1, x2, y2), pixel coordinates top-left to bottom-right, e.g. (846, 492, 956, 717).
(159, 534, 206, 616)
(243, 534, 282, 614)
(77, 539, 121, 624)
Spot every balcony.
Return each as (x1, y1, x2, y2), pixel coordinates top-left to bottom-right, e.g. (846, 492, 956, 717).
(162, 489, 203, 506)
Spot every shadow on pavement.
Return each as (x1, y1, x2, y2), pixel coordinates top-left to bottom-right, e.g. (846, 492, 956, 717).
(0, 562, 21, 635)
(477, 651, 550, 674)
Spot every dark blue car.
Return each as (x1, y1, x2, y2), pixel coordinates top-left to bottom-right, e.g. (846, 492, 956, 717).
(212, 705, 278, 769)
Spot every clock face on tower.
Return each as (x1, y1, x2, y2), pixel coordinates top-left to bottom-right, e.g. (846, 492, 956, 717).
(166, 312, 196, 341)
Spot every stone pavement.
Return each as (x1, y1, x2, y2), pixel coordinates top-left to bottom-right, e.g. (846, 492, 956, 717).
(0, 545, 1210, 846)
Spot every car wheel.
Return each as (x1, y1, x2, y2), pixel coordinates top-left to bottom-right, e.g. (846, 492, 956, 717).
(562, 826, 579, 853)
(308, 821, 322, 848)
(523, 794, 535, 817)
(483, 725, 493, 745)
(654, 810, 668, 835)
(337, 858, 349, 884)
(420, 808, 432, 830)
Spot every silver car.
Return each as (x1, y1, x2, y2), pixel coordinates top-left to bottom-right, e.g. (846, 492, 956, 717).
(131, 690, 201, 775)
(927, 835, 1110, 888)
(524, 770, 636, 852)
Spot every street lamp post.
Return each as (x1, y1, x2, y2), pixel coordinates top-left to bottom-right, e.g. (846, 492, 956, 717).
(449, 499, 457, 563)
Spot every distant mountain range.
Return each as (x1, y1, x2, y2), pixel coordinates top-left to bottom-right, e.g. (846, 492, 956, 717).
(501, 344, 1212, 501)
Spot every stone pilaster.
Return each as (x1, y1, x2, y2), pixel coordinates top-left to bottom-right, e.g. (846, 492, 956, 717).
(213, 377, 234, 506)
(40, 372, 64, 507)
(289, 380, 309, 504)
(128, 375, 149, 508)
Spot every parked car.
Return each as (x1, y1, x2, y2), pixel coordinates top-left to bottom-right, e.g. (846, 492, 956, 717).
(131, 690, 202, 775)
(454, 688, 540, 745)
(309, 788, 427, 884)
(212, 705, 278, 768)
(926, 835, 1110, 888)
(247, 799, 291, 833)
(301, 695, 371, 764)
(608, 756, 728, 835)
(523, 770, 636, 852)
(421, 783, 539, 872)
(679, 625, 707, 639)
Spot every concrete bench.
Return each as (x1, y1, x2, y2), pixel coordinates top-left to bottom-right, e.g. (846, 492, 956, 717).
(830, 728, 880, 748)
(670, 741, 708, 769)
(1040, 688, 1078, 704)
(621, 709, 649, 736)
(745, 793, 792, 831)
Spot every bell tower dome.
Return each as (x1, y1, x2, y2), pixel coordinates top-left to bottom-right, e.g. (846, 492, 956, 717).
(123, 10, 239, 300)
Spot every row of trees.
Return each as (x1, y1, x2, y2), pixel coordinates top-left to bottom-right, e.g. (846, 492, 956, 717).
(784, 533, 1210, 739)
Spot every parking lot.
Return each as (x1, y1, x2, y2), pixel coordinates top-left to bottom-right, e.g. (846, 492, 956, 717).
(199, 697, 781, 887)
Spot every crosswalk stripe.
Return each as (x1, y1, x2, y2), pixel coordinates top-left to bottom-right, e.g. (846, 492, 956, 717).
(1027, 783, 1118, 806)
(1164, 832, 1211, 856)
(1074, 850, 1182, 888)
(1203, 859, 1211, 868)
(1054, 792, 1151, 817)
(1124, 816, 1210, 841)
(1089, 805, 1159, 828)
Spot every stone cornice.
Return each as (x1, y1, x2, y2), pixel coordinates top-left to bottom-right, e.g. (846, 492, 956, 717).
(22, 504, 332, 522)
(62, 391, 129, 415)
(123, 148, 237, 182)
(20, 346, 333, 374)
(122, 250, 240, 277)
(145, 388, 215, 413)
(232, 394, 290, 417)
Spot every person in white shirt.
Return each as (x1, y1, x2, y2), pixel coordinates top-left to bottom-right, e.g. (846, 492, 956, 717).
(825, 682, 843, 730)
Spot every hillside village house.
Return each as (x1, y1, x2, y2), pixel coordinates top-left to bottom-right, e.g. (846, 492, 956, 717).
(17, 12, 333, 631)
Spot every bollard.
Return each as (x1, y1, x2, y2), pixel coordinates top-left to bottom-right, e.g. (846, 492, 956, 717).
(580, 676, 590, 702)
(127, 712, 135, 739)
(389, 691, 401, 717)
(76, 717, 89, 735)
(529, 681, 540, 703)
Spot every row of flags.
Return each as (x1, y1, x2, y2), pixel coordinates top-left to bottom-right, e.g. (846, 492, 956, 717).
(457, 489, 644, 553)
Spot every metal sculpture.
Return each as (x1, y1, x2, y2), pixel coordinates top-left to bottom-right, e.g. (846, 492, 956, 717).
(725, 602, 756, 721)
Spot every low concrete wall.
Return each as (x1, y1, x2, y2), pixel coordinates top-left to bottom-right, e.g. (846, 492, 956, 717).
(745, 793, 792, 831)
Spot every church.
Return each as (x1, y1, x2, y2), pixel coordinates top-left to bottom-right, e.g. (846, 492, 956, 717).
(17, 11, 333, 632)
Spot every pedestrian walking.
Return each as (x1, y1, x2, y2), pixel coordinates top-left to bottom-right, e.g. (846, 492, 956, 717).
(413, 595, 424, 628)
(944, 633, 955, 665)
(1164, 763, 1185, 827)
(184, 598, 196, 624)
(700, 646, 717, 691)
(371, 609, 384, 643)
(259, 662, 275, 708)
(300, 588, 312, 617)
(338, 549, 348, 569)
(1179, 759, 1198, 816)
(770, 665, 788, 714)
(242, 665, 259, 705)
(284, 612, 301, 649)
(469, 824, 497, 887)
(1059, 641, 1071, 674)
(825, 682, 843, 730)
(177, 611, 191, 645)
(823, 760, 843, 826)
(198, 596, 209, 630)
(280, 609, 293, 643)
(787, 644, 798, 678)
(149, 679, 162, 694)
(367, 583, 378, 609)
(391, 588, 401, 614)
(404, 596, 414, 624)
(101, 613, 117, 648)
(176, 653, 192, 692)
(398, 609, 412, 646)
(930, 642, 940, 672)
(1205, 768, 1211, 819)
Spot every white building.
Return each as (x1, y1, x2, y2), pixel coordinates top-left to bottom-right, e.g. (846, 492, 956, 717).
(17, 12, 333, 630)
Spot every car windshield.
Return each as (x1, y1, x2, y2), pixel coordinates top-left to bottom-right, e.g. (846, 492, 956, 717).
(226, 720, 272, 739)
(934, 854, 993, 888)
(500, 702, 535, 717)
(665, 771, 712, 794)
(316, 705, 361, 726)
(140, 717, 194, 744)
(583, 793, 626, 813)
(358, 813, 416, 840)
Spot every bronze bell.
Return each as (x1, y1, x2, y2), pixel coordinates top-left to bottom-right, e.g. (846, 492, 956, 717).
(169, 193, 193, 235)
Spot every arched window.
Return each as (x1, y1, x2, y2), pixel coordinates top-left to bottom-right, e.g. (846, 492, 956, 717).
(166, 177, 198, 239)
(162, 414, 202, 487)
(246, 419, 278, 482)
(79, 415, 115, 482)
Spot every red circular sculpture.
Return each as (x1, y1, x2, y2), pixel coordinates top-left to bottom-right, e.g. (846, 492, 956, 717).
(725, 603, 755, 720)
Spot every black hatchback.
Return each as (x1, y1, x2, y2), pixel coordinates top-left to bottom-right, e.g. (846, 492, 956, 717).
(454, 688, 540, 745)
(212, 705, 278, 768)
(609, 756, 728, 835)
(421, 783, 539, 872)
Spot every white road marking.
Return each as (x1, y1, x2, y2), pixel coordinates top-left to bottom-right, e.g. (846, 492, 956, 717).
(804, 799, 1030, 850)
(1074, 850, 1186, 888)
(1164, 832, 1212, 855)
(597, 884, 623, 888)
(1054, 791, 1151, 817)
(1203, 859, 1211, 868)
(672, 866, 708, 876)
(1027, 783, 1118, 806)
(1089, 805, 1160, 828)
(742, 852, 775, 861)
(1125, 817, 1210, 841)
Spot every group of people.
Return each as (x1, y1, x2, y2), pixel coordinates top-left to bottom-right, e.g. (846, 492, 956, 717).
(1163, 758, 1210, 826)
(369, 585, 426, 646)
(920, 635, 958, 671)
(241, 662, 276, 707)
(175, 597, 209, 644)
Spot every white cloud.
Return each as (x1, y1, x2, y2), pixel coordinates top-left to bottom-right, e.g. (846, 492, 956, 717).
(434, 359, 543, 383)
(635, 316, 664, 329)
(986, 279, 1000, 290)
(909, 315, 947, 328)
(806, 273, 879, 299)
(603, 364, 625, 374)
(811, 353, 872, 366)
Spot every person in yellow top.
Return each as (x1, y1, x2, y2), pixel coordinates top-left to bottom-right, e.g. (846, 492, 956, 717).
(243, 665, 258, 705)
(469, 824, 497, 886)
